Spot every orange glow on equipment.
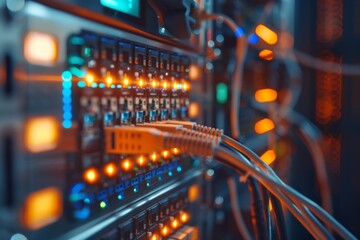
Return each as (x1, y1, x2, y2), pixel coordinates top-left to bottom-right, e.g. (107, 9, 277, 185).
(161, 150, 170, 159)
(150, 152, 158, 162)
(23, 187, 62, 230)
(121, 159, 132, 171)
(254, 118, 275, 134)
(84, 168, 99, 183)
(255, 88, 278, 103)
(105, 75, 113, 86)
(188, 184, 200, 202)
(24, 32, 57, 65)
(255, 24, 278, 45)
(86, 73, 95, 86)
(25, 116, 59, 153)
(258, 49, 274, 60)
(180, 211, 189, 223)
(171, 219, 180, 229)
(104, 162, 117, 177)
(161, 225, 170, 237)
(137, 155, 147, 167)
(260, 150, 276, 165)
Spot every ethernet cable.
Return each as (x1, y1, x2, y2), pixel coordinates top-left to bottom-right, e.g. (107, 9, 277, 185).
(199, 11, 248, 140)
(104, 125, 356, 239)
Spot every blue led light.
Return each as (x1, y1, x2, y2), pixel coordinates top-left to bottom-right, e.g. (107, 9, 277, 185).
(62, 88, 71, 97)
(117, 194, 124, 200)
(168, 171, 173, 177)
(62, 81, 72, 88)
(234, 26, 245, 38)
(84, 198, 90, 204)
(77, 81, 86, 88)
(99, 83, 105, 88)
(62, 71, 72, 81)
(91, 82, 98, 88)
(63, 105, 72, 112)
(176, 166, 182, 172)
(249, 33, 260, 44)
(63, 120, 72, 129)
(146, 182, 151, 187)
(117, 85, 122, 88)
(63, 96, 72, 104)
(62, 70, 73, 129)
(63, 112, 72, 120)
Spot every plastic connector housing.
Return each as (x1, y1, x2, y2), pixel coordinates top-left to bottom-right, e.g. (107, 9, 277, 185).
(105, 126, 165, 154)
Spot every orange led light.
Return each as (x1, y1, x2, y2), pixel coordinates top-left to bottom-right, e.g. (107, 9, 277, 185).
(149, 233, 159, 240)
(123, 77, 129, 86)
(104, 162, 117, 177)
(188, 102, 200, 118)
(121, 159, 132, 171)
(163, 81, 168, 89)
(24, 32, 57, 65)
(161, 225, 170, 237)
(255, 88, 278, 103)
(105, 75, 113, 86)
(258, 49, 274, 61)
(171, 148, 180, 155)
(161, 150, 170, 159)
(188, 184, 200, 202)
(189, 64, 200, 80)
(84, 168, 99, 184)
(150, 152, 158, 162)
(260, 150, 276, 165)
(151, 79, 157, 88)
(139, 79, 144, 87)
(183, 82, 189, 91)
(22, 187, 62, 230)
(171, 219, 180, 229)
(136, 155, 147, 167)
(173, 82, 179, 90)
(86, 73, 95, 86)
(25, 116, 59, 153)
(180, 212, 189, 223)
(254, 118, 275, 134)
(255, 24, 278, 45)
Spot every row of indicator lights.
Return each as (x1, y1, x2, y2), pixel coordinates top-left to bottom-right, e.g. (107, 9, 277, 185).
(84, 149, 181, 184)
(77, 73, 189, 90)
(62, 71, 73, 129)
(158, 211, 190, 238)
(253, 23, 278, 164)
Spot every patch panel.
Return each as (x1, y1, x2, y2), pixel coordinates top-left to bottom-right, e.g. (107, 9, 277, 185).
(97, 189, 194, 240)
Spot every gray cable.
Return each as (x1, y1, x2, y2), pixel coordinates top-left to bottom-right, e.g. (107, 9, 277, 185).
(217, 140, 356, 239)
(227, 177, 253, 240)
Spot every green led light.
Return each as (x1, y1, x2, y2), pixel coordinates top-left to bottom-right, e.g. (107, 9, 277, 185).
(146, 182, 150, 187)
(100, 0, 140, 18)
(133, 187, 138, 192)
(70, 36, 84, 45)
(100, 201, 107, 209)
(68, 55, 85, 65)
(70, 67, 86, 78)
(83, 47, 92, 58)
(216, 83, 228, 104)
